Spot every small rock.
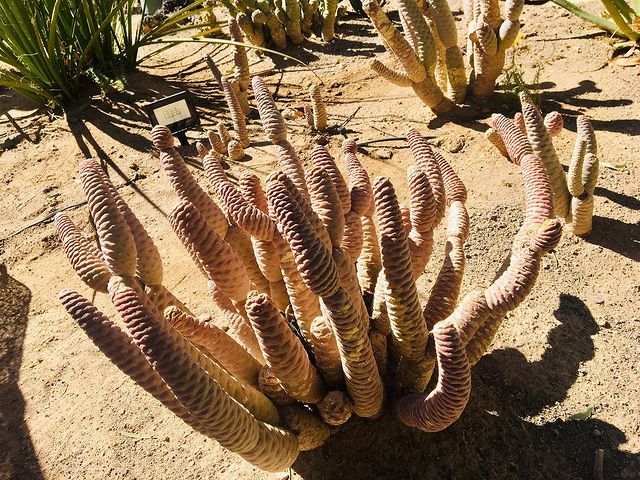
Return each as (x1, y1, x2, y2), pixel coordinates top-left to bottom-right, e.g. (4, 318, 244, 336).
(593, 429, 602, 437)
(313, 134, 328, 145)
(371, 148, 393, 160)
(444, 137, 465, 153)
(282, 108, 298, 120)
(592, 295, 605, 305)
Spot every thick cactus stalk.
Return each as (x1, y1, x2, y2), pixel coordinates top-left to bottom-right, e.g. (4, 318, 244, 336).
(309, 84, 328, 132)
(364, 0, 454, 113)
(488, 106, 599, 236)
(228, 18, 251, 113)
(57, 75, 562, 473)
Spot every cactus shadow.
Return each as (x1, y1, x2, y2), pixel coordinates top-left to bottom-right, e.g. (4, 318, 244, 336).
(0, 266, 44, 480)
(582, 215, 640, 262)
(293, 294, 638, 479)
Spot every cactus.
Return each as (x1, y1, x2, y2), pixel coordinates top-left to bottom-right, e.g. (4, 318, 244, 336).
(364, 0, 524, 112)
(487, 93, 599, 237)
(228, 0, 338, 48)
(57, 76, 560, 472)
(309, 83, 328, 132)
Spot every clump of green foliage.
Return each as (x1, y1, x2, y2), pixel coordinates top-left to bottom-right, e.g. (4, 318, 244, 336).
(0, 0, 221, 108)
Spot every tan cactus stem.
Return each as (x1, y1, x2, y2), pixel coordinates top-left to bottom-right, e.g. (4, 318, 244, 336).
(237, 12, 266, 48)
(309, 84, 328, 131)
(109, 279, 296, 470)
(169, 201, 250, 302)
(519, 92, 570, 219)
(321, 287, 385, 418)
(357, 213, 382, 298)
(196, 141, 208, 158)
(396, 322, 471, 432)
(228, 18, 251, 114)
(224, 225, 271, 296)
(514, 112, 527, 136)
(310, 315, 345, 387)
(271, 170, 331, 249)
(406, 166, 436, 276)
(306, 166, 345, 248)
(322, 0, 339, 41)
(423, 201, 469, 330)
(91, 160, 164, 286)
(217, 122, 233, 147)
(364, 0, 454, 113)
(227, 139, 245, 161)
(247, 293, 326, 403)
(145, 284, 191, 317)
(274, 140, 310, 202)
(217, 182, 276, 241)
(221, 76, 250, 148)
(544, 111, 564, 137)
(343, 139, 373, 216)
(332, 247, 369, 332)
(490, 114, 533, 165)
(369, 328, 388, 374)
(570, 152, 598, 237)
(59, 289, 193, 422)
(342, 212, 364, 263)
(267, 178, 338, 298)
(317, 390, 353, 426)
(370, 59, 413, 87)
(208, 130, 227, 155)
(151, 126, 229, 237)
(374, 177, 428, 363)
(406, 129, 446, 230)
(252, 76, 287, 144)
(468, 0, 523, 101)
(311, 145, 350, 213)
(421, 0, 467, 102)
(54, 213, 112, 292)
(485, 127, 509, 158)
(78, 159, 137, 278)
(209, 281, 265, 363)
(165, 306, 262, 385)
(281, 405, 331, 451)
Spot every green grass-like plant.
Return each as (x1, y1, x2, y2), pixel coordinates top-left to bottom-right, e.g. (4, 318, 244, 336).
(551, 0, 639, 44)
(0, 0, 222, 108)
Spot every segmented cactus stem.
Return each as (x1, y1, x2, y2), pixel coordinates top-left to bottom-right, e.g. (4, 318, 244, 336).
(309, 84, 328, 132)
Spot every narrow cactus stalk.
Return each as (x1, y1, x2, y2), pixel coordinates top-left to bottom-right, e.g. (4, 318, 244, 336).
(152, 126, 229, 237)
(221, 76, 250, 148)
(165, 306, 262, 385)
(208, 130, 227, 155)
(396, 323, 471, 431)
(54, 213, 112, 292)
(78, 159, 137, 278)
(309, 84, 328, 132)
(311, 145, 350, 213)
(252, 76, 287, 144)
(544, 111, 564, 137)
(169, 201, 250, 302)
(247, 293, 326, 404)
(374, 177, 428, 364)
(306, 166, 345, 248)
(203, 53, 223, 87)
(228, 18, 251, 114)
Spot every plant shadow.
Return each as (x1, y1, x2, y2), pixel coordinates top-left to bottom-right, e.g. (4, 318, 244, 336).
(0, 265, 44, 480)
(293, 294, 638, 479)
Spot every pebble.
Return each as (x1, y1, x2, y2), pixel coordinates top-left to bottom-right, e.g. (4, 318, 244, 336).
(370, 148, 393, 160)
(592, 295, 605, 305)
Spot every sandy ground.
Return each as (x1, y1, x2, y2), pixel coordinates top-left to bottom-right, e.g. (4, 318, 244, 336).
(1, 2, 639, 479)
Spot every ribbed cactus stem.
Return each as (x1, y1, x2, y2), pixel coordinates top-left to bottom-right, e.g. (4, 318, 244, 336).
(309, 84, 328, 132)
(54, 213, 112, 292)
(78, 159, 137, 278)
(322, 0, 339, 41)
(247, 293, 326, 404)
(228, 18, 251, 114)
(221, 76, 250, 148)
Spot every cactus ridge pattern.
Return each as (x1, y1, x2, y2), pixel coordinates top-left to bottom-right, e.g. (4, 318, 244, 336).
(364, 0, 523, 112)
(58, 76, 561, 471)
(488, 94, 599, 237)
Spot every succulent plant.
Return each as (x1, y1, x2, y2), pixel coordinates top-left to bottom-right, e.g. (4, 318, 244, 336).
(364, 0, 524, 112)
(487, 92, 599, 237)
(308, 83, 328, 131)
(224, 0, 341, 49)
(57, 76, 561, 472)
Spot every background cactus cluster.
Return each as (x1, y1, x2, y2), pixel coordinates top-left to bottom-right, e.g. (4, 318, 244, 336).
(56, 76, 562, 472)
(221, 0, 342, 48)
(486, 92, 599, 236)
(364, 0, 524, 113)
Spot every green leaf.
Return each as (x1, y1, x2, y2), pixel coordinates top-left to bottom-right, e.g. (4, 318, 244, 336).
(570, 406, 594, 420)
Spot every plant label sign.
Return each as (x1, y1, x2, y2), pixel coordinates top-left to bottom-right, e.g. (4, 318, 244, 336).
(144, 91, 200, 146)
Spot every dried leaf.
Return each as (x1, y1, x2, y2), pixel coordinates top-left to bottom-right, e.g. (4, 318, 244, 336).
(570, 406, 593, 421)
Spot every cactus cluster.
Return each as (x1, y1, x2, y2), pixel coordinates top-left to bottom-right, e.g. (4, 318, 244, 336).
(486, 92, 599, 236)
(364, 0, 524, 113)
(56, 76, 561, 472)
(225, 0, 341, 49)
